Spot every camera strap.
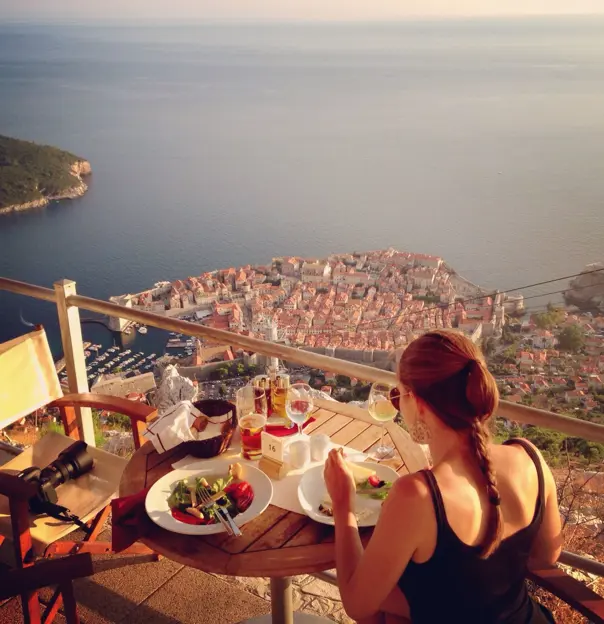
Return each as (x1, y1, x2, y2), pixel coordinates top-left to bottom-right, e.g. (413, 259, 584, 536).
(38, 501, 92, 535)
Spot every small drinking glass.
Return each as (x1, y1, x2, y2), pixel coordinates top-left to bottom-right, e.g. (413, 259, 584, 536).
(236, 385, 267, 460)
(368, 382, 398, 460)
(285, 383, 314, 439)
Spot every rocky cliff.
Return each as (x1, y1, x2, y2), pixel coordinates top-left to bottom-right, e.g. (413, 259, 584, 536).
(0, 135, 92, 216)
(565, 263, 604, 312)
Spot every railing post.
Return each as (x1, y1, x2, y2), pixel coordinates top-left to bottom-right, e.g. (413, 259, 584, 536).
(54, 280, 96, 446)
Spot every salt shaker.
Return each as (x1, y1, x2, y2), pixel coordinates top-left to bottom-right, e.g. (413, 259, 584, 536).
(289, 439, 311, 469)
(310, 433, 331, 462)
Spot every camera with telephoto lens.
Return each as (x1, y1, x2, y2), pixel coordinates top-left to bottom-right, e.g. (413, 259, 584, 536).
(18, 441, 94, 514)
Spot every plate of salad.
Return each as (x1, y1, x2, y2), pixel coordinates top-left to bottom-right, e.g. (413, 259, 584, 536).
(145, 459, 273, 535)
(298, 461, 399, 527)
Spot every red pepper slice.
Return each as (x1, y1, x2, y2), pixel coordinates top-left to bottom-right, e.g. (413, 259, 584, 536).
(171, 508, 204, 525)
(225, 481, 255, 513)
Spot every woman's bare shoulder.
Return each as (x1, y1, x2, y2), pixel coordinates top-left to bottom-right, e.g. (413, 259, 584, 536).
(491, 437, 546, 466)
(490, 438, 543, 488)
(391, 470, 433, 503)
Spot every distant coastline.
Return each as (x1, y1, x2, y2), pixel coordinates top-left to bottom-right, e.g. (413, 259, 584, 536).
(0, 135, 91, 216)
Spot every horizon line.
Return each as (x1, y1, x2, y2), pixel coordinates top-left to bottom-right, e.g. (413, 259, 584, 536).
(2, 12, 604, 27)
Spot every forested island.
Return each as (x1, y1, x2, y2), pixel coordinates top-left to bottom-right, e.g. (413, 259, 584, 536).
(0, 135, 91, 215)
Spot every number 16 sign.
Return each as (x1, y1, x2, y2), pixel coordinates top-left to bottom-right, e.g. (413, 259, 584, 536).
(261, 431, 285, 463)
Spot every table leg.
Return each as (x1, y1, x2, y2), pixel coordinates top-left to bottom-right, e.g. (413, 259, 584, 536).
(238, 578, 332, 624)
(270, 577, 293, 624)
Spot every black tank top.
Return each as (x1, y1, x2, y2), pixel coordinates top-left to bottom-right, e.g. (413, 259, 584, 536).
(398, 439, 553, 623)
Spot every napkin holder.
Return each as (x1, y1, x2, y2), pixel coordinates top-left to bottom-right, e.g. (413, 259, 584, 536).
(258, 456, 289, 480)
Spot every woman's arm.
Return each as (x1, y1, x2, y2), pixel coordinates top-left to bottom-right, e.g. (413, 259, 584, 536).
(325, 450, 427, 621)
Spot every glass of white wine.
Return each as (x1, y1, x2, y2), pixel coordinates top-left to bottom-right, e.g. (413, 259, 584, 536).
(368, 382, 398, 460)
(285, 383, 314, 439)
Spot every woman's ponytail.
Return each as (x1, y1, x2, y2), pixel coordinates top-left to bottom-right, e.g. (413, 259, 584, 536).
(465, 359, 498, 420)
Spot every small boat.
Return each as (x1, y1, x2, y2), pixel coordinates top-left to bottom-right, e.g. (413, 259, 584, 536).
(138, 326, 148, 334)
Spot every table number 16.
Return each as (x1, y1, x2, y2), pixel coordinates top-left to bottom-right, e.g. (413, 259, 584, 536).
(261, 432, 284, 463)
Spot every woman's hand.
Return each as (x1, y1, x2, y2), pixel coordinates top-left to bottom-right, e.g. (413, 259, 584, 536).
(324, 448, 356, 513)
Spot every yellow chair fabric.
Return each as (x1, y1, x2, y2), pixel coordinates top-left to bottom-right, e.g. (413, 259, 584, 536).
(0, 328, 63, 428)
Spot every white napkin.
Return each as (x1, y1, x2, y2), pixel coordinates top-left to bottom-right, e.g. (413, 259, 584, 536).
(171, 434, 367, 514)
(143, 401, 201, 453)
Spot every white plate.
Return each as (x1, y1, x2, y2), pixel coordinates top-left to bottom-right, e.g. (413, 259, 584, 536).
(145, 459, 273, 535)
(298, 462, 399, 527)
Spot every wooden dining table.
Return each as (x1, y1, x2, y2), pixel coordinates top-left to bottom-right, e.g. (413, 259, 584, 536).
(119, 400, 429, 624)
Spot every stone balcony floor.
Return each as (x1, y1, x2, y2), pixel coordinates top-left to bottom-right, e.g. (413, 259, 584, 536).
(0, 527, 352, 624)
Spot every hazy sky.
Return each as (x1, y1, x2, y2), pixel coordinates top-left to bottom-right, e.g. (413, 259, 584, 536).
(1, 0, 604, 22)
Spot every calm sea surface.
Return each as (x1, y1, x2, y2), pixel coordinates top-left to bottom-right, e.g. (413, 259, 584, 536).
(0, 18, 603, 356)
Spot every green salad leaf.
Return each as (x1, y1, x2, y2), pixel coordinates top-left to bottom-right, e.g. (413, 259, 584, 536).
(167, 480, 191, 510)
(356, 480, 393, 500)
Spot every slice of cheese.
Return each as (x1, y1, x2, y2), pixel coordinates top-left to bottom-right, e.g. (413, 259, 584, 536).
(346, 461, 376, 485)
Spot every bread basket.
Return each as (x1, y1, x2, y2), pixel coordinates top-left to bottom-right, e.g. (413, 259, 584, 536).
(179, 399, 236, 458)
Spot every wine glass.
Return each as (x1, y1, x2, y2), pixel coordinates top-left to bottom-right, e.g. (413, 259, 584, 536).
(368, 382, 398, 460)
(236, 385, 267, 460)
(285, 383, 314, 439)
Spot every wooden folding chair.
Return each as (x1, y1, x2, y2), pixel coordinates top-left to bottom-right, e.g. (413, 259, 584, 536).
(0, 550, 157, 624)
(0, 327, 159, 623)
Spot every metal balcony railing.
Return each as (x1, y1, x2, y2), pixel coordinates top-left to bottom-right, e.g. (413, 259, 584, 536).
(1, 275, 604, 582)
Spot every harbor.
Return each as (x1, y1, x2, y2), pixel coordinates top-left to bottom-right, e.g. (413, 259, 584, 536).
(54, 320, 198, 390)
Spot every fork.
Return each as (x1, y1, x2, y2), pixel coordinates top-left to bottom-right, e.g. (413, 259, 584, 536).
(198, 489, 242, 537)
(197, 488, 231, 535)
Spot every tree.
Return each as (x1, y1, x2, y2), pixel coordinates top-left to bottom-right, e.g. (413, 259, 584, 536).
(557, 325, 585, 353)
(523, 426, 567, 465)
(482, 337, 496, 357)
(501, 324, 516, 345)
(502, 345, 518, 364)
(534, 304, 565, 329)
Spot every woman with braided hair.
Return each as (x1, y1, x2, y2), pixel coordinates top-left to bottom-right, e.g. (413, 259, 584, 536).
(325, 329, 562, 623)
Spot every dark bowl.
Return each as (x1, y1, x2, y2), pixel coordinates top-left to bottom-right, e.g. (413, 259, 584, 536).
(179, 399, 237, 459)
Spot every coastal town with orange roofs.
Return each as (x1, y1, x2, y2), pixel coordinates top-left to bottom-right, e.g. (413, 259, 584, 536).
(109, 249, 604, 429)
(488, 308, 604, 427)
(112, 248, 507, 354)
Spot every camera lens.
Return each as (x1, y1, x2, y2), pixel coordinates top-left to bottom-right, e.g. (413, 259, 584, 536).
(40, 441, 94, 488)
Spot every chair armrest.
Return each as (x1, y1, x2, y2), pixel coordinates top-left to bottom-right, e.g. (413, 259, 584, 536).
(0, 473, 37, 500)
(528, 564, 604, 624)
(49, 393, 157, 450)
(49, 393, 157, 422)
(0, 553, 94, 600)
